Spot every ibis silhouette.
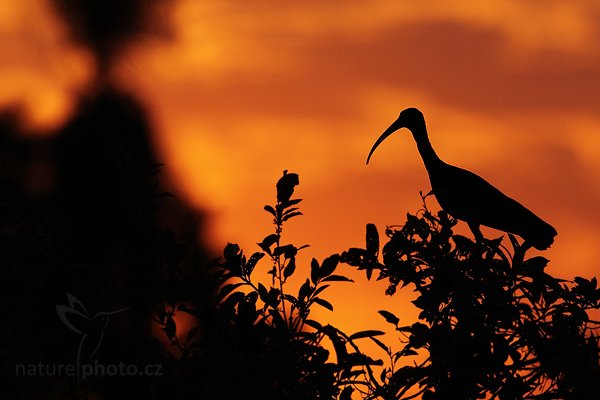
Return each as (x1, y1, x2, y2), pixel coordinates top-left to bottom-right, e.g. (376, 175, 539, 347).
(366, 108, 557, 250)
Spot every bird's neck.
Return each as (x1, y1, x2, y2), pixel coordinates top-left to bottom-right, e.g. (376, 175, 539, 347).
(412, 127, 442, 170)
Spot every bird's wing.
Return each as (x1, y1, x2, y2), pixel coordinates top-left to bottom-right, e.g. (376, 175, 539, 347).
(430, 164, 507, 223)
(431, 164, 556, 248)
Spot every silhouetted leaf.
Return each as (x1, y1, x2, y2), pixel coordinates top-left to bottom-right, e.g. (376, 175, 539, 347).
(398, 348, 418, 357)
(245, 252, 264, 276)
(283, 256, 296, 278)
(378, 310, 400, 326)
(310, 258, 320, 284)
(282, 211, 303, 222)
(508, 233, 520, 250)
(269, 308, 286, 330)
(370, 336, 389, 353)
(276, 170, 299, 203)
(282, 207, 300, 216)
(366, 223, 379, 256)
(219, 282, 246, 299)
(257, 283, 269, 303)
(221, 291, 245, 310)
(340, 248, 367, 266)
(266, 288, 281, 308)
(452, 234, 474, 249)
(258, 234, 279, 254)
(299, 278, 312, 301)
(487, 236, 503, 250)
(349, 330, 385, 340)
(321, 325, 348, 362)
(285, 198, 302, 207)
(264, 205, 276, 217)
(343, 352, 383, 367)
(320, 254, 340, 278)
(239, 293, 258, 323)
(321, 275, 354, 283)
(312, 284, 330, 298)
(313, 298, 334, 312)
(304, 319, 323, 330)
(273, 244, 297, 259)
(341, 365, 367, 380)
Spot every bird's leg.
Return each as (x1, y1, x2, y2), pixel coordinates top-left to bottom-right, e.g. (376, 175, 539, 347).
(467, 221, 484, 244)
(421, 189, 434, 199)
(419, 189, 435, 208)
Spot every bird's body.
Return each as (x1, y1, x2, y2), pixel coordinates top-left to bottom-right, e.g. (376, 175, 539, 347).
(367, 108, 557, 250)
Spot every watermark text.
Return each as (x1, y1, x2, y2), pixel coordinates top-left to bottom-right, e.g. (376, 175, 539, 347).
(15, 361, 162, 380)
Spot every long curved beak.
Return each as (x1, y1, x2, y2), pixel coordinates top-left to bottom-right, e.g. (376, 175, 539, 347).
(366, 117, 405, 164)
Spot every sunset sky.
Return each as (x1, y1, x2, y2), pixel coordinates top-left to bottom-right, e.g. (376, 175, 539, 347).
(2, 0, 600, 345)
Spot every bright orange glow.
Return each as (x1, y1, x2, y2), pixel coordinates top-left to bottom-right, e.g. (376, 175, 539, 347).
(3, 0, 600, 361)
(151, 306, 200, 358)
(122, 1, 600, 274)
(0, 0, 93, 133)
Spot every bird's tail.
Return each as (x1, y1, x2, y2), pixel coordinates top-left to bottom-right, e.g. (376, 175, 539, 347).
(521, 218, 557, 251)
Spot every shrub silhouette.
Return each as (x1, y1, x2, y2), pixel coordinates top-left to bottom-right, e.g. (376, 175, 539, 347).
(156, 170, 381, 400)
(342, 193, 600, 399)
(5, 167, 599, 399)
(158, 171, 599, 400)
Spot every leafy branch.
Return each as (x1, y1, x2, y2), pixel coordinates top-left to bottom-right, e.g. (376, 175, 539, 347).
(158, 171, 383, 399)
(342, 196, 600, 399)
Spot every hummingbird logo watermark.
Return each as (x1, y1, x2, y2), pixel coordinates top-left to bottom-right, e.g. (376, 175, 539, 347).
(55, 293, 132, 380)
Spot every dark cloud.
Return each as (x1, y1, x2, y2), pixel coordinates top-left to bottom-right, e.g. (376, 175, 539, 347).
(305, 20, 600, 115)
(161, 18, 600, 127)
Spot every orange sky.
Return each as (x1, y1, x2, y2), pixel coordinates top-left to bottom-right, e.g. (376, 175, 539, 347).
(2, 0, 600, 351)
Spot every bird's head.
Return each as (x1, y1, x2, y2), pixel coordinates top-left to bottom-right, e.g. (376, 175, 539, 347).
(366, 107, 425, 164)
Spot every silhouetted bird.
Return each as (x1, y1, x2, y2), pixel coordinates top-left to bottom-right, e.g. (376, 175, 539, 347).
(366, 108, 557, 250)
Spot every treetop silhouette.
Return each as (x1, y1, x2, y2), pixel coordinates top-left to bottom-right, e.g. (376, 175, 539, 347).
(155, 171, 599, 400)
(5, 165, 599, 399)
(343, 196, 600, 399)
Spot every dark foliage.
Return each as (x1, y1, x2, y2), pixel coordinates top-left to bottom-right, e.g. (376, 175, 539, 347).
(4, 162, 599, 399)
(155, 170, 381, 400)
(342, 194, 600, 399)
(156, 172, 599, 400)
